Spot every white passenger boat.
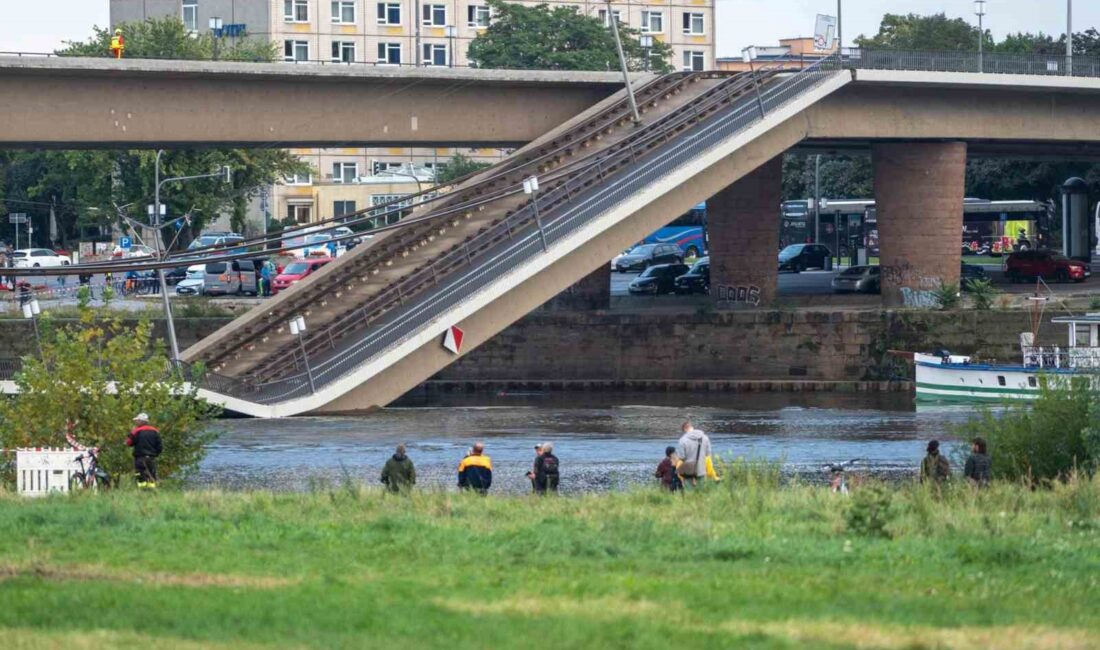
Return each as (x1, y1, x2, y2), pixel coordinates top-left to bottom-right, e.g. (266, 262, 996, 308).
(915, 313, 1100, 402)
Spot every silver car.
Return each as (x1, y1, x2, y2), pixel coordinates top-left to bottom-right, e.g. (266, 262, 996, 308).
(831, 265, 880, 294)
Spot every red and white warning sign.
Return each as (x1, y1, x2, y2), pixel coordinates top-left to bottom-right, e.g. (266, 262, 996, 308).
(442, 325, 465, 355)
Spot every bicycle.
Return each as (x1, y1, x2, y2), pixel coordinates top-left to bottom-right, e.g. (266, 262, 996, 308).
(69, 447, 111, 491)
(822, 459, 862, 494)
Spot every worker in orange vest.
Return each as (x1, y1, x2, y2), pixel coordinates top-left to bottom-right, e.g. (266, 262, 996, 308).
(110, 29, 125, 59)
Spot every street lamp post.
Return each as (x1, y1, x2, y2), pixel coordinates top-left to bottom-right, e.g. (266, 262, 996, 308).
(836, 0, 843, 59)
(444, 25, 457, 68)
(974, 1, 986, 73)
(523, 176, 548, 252)
(1066, 0, 1073, 76)
(639, 34, 653, 72)
(606, 2, 641, 124)
(153, 151, 232, 366)
(813, 155, 821, 244)
(22, 297, 42, 357)
(741, 46, 766, 119)
(209, 17, 223, 60)
(289, 315, 316, 394)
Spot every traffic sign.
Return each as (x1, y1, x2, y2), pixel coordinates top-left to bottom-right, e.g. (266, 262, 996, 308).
(8, 213, 27, 224)
(120, 236, 132, 249)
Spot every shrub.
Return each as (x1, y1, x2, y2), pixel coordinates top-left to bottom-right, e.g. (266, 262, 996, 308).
(955, 377, 1097, 483)
(931, 281, 961, 310)
(965, 278, 999, 310)
(845, 482, 896, 537)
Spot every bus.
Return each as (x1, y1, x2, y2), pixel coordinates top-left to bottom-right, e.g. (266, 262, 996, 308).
(637, 202, 708, 257)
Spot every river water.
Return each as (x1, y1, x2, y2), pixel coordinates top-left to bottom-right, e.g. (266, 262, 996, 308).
(194, 392, 985, 493)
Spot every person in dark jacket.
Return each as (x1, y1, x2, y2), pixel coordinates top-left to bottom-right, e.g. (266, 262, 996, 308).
(126, 412, 163, 488)
(919, 440, 951, 485)
(964, 437, 991, 486)
(655, 446, 682, 491)
(458, 442, 492, 494)
(533, 441, 560, 494)
(525, 444, 543, 492)
(380, 444, 416, 494)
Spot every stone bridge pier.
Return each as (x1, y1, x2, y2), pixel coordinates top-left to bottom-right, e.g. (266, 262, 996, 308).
(708, 155, 783, 308)
(872, 142, 967, 307)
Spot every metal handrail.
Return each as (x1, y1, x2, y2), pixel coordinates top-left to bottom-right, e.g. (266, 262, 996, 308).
(849, 48, 1100, 78)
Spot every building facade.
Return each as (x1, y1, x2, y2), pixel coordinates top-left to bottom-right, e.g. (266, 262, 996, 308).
(716, 37, 836, 73)
(110, 0, 715, 228)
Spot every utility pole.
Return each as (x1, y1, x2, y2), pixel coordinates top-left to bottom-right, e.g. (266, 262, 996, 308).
(415, 0, 422, 66)
(974, 1, 986, 73)
(836, 0, 842, 58)
(606, 1, 641, 124)
(813, 155, 821, 244)
(1066, 0, 1073, 76)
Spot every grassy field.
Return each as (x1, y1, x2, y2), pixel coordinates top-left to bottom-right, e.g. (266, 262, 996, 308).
(0, 474, 1097, 649)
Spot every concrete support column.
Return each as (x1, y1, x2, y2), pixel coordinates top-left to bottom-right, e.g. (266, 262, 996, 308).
(551, 264, 610, 310)
(708, 156, 783, 308)
(872, 142, 967, 307)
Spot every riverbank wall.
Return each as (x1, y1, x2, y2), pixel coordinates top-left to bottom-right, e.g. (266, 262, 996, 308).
(0, 308, 1055, 392)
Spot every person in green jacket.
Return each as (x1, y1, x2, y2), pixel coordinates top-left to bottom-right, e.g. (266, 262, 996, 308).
(380, 444, 416, 494)
(920, 440, 951, 485)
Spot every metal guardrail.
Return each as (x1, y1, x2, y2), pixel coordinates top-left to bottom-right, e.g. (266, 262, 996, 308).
(193, 57, 844, 404)
(850, 49, 1100, 78)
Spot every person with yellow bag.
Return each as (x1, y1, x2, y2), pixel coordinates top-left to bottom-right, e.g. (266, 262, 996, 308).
(110, 29, 125, 59)
(675, 420, 720, 489)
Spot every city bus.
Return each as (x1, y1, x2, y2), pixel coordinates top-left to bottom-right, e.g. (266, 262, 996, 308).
(637, 202, 708, 257)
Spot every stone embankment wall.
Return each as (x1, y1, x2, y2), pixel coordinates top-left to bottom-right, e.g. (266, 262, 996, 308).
(0, 309, 1057, 387)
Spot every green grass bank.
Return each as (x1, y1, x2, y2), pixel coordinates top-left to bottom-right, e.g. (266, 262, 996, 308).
(0, 478, 1097, 649)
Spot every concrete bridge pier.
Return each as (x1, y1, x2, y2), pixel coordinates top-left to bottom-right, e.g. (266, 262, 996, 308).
(707, 156, 783, 308)
(872, 142, 967, 307)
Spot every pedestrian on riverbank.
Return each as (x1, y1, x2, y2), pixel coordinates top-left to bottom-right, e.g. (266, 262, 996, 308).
(126, 412, 163, 488)
(525, 444, 543, 491)
(676, 420, 719, 489)
(920, 440, 951, 485)
(964, 437, 991, 487)
(458, 442, 492, 494)
(533, 442, 559, 494)
(655, 446, 682, 491)
(380, 444, 416, 494)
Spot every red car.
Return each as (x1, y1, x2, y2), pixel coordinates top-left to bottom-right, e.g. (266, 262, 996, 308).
(1004, 250, 1091, 283)
(272, 257, 331, 293)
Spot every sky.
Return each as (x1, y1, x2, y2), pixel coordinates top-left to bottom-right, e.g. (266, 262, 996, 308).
(0, 1, 1097, 57)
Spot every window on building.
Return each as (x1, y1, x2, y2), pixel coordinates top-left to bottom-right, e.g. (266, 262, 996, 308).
(422, 4, 446, 26)
(286, 204, 313, 223)
(332, 0, 356, 23)
(377, 42, 402, 64)
(284, 172, 313, 185)
(285, 0, 309, 22)
(377, 2, 401, 25)
(332, 41, 356, 63)
(682, 12, 704, 35)
(332, 162, 359, 183)
(640, 11, 663, 34)
(333, 200, 358, 217)
(682, 50, 704, 71)
(422, 43, 447, 66)
(284, 40, 310, 62)
(372, 161, 401, 175)
(597, 9, 622, 27)
(467, 5, 490, 27)
(182, 1, 198, 32)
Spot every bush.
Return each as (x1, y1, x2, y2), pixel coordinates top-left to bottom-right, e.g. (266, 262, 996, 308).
(933, 281, 961, 310)
(955, 377, 1097, 483)
(0, 307, 220, 485)
(965, 278, 999, 310)
(845, 482, 896, 537)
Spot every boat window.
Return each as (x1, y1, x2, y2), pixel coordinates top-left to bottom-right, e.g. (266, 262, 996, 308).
(1028, 376, 1037, 387)
(997, 376, 1006, 386)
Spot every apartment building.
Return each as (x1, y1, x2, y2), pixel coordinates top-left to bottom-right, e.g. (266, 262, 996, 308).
(110, 0, 715, 228)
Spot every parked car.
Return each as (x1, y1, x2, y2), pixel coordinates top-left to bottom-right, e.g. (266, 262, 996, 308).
(12, 248, 71, 268)
(164, 265, 189, 285)
(291, 233, 345, 259)
(188, 231, 245, 251)
(628, 262, 690, 295)
(113, 244, 156, 259)
(272, 257, 332, 293)
(960, 262, 988, 288)
(778, 243, 831, 273)
(613, 243, 683, 273)
(674, 257, 709, 295)
(1004, 250, 1091, 283)
(174, 264, 206, 296)
(333, 226, 364, 250)
(831, 265, 880, 293)
(203, 259, 259, 296)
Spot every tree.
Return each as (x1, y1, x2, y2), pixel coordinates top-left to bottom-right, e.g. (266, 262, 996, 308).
(468, 0, 673, 73)
(855, 13, 988, 52)
(781, 154, 873, 202)
(58, 18, 276, 61)
(0, 307, 220, 485)
(434, 154, 492, 185)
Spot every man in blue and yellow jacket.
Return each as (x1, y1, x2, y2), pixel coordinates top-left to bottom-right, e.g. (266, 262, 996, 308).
(458, 442, 492, 493)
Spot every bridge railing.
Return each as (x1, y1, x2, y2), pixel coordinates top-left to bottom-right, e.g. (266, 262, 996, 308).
(850, 49, 1100, 78)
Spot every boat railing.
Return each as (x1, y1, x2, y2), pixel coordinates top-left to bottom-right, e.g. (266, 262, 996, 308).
(1022, 346, 1100, 370)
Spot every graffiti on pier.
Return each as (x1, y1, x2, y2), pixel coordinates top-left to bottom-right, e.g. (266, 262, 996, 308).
(900, 287, 939, 308)
(881, 261, 940, 290)
(717, 284, 761, 306)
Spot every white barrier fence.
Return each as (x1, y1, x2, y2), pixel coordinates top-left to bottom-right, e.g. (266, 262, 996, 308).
(14, 448, 84, 496)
